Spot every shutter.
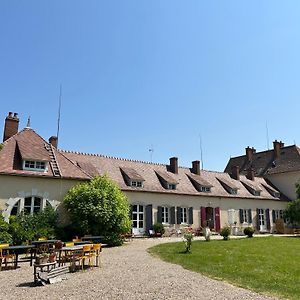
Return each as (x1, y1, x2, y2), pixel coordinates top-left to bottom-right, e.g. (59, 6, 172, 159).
(145, 205, 153, 232)
(170, 207, 175, 224)
(248, 209, 252, 223)
(176, 207, 181, 224)
(129, 205, 133, 219)
(266, 208, 271, 230)
(239, 209, 244, 223)
(157, 206, 162, 223)
(215, 207, 221, 232)
(272, 210, 276, 223)
(188, 207, 193, 225)
(201, 206, 206, 227)
(256, 208, 260, 230)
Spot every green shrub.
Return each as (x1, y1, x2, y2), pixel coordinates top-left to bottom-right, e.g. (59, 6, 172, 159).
(8, 206, 58, 244)
(183, 232, 193, 253)
(220, 226, 231, 240)
(0, 215, 12, 243)
(64, 175, 132, 246)
(153, 223, 165, 235)
(244, 226, 254, 238)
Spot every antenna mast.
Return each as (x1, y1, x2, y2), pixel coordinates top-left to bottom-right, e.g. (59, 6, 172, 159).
(149, 145, 154, 163)
(56, 84, 62, 147)
(266, 121, 270, 150)
(199, 134, 204, 170)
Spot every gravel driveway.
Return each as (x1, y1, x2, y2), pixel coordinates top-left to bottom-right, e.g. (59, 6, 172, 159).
(0, 238, 277, 300)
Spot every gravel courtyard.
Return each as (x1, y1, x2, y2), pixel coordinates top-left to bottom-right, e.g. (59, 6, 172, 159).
(0, 238, 276, 300)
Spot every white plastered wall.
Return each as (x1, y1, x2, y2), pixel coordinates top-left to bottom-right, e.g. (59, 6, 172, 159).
(124, 191, 288, 231)
(266, 171, 300, 201)
(0, 175, 84, 221)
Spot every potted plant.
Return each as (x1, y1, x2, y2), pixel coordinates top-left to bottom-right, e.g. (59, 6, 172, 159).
(220, 226, 231, 240)
(244, 227, 254, 238)
(153, 223, 165, 237)
(36, 252, 49, 264)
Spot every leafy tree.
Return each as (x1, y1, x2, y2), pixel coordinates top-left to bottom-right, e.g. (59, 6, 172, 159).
(0, 215, 12, 243)
(284, 182, 300, 225)
(64, 175, 132, 246)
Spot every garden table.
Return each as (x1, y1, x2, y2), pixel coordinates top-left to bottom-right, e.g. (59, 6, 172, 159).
(2, 245, 35, 268)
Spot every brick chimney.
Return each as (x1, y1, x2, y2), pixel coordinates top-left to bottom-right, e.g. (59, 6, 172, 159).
(49, 136, 58, 148)
(191, 160, 200, 175)
(245, 146, 256, 161)
(231, 166, 240, 180)
(246, 168, 255, 181)
(273, 140, 284, 158)
(3, 112, 19, 142)
(169, 157, 178, 174)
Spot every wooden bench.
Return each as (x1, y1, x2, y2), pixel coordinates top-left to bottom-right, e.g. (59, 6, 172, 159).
(36, 264, 69, 285)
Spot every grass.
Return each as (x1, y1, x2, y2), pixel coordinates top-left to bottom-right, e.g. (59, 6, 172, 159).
(148, 237, 300, 299)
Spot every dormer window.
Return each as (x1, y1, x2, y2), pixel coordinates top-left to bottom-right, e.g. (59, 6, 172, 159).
(23, 160, 47, 172)
(230, 188, 238, 195)
(168, 183, 176, 190)
(200, 186, 211, 193)
(131, 180, 143, 188)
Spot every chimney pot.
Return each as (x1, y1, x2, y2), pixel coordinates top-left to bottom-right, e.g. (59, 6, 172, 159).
(169, 157, 178, 174)
(245, 146, 256, 161)
(49, 136, 58, 148)
(273, 140, 281, 158)
(3, 112, 19, 142)
(246, 168, 255, 181)
(191, 160, 200, 175)
(231, 166, 240, 180)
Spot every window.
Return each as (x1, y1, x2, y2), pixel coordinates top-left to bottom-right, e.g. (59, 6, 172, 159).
(162, 207, 169, 224)
(23, 160, 47, 172)
(10, 197, 50, 216)
(168, 184, 176, 190)
(253, 191, 261, 196)
(132, 205, 144, 229)
(230, 188, 238, 195)
(131, 181, 143, 188)
(200, 186, 211, 192)
(180, 207, 188, 224)
(274, 209, 284, 221)
(240, 209, 252, 223)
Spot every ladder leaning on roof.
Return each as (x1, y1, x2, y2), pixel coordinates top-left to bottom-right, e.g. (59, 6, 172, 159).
(44, 144, 61, 177)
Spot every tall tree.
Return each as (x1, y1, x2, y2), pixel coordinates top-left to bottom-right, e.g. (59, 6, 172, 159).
(64, 175, 132, 246)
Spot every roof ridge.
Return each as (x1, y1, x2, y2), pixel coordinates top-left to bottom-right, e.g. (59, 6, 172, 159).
(59, 149, 170, 167)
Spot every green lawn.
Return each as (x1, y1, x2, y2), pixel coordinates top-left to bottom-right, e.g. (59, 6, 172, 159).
(148, 237, 300, 299)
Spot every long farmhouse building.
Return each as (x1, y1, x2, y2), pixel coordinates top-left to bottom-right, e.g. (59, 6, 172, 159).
(0, 112, 292, 235)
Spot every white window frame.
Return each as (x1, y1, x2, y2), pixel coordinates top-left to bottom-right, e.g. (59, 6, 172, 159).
(274, 209, 284, 221)
(131, 180, 143, 188)
(168, 183, 176, 190)
(161, 206, 169, 224)
(230, 188, 238, 195)
(180, 207, 188, 224)
(241, 209, 251, 224)
(200, 186, 211, 192)
(11, 196, 50, 216)
(23, 160, 47, 172)
(132, 204, 144, 229)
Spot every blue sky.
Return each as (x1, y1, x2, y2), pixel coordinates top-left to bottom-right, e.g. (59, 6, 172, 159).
(1, 1, 300, 171)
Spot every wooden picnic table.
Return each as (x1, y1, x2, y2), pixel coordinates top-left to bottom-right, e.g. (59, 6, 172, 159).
(2, 245, 35, 268)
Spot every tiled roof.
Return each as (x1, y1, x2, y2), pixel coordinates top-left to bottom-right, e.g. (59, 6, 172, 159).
(0, 126, 288, 201)
(0, 128, 90, 180)
(62, 149, 286, 201)
(225, 145, 300, 176)
(120, 167, 145, 181)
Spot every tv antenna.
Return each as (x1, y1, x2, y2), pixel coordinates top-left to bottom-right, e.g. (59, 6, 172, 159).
(266, 121, 270, 150)
(56, 84, 62, 147)
(199, 134, 204, 170)
(149, 145, 154, 162)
